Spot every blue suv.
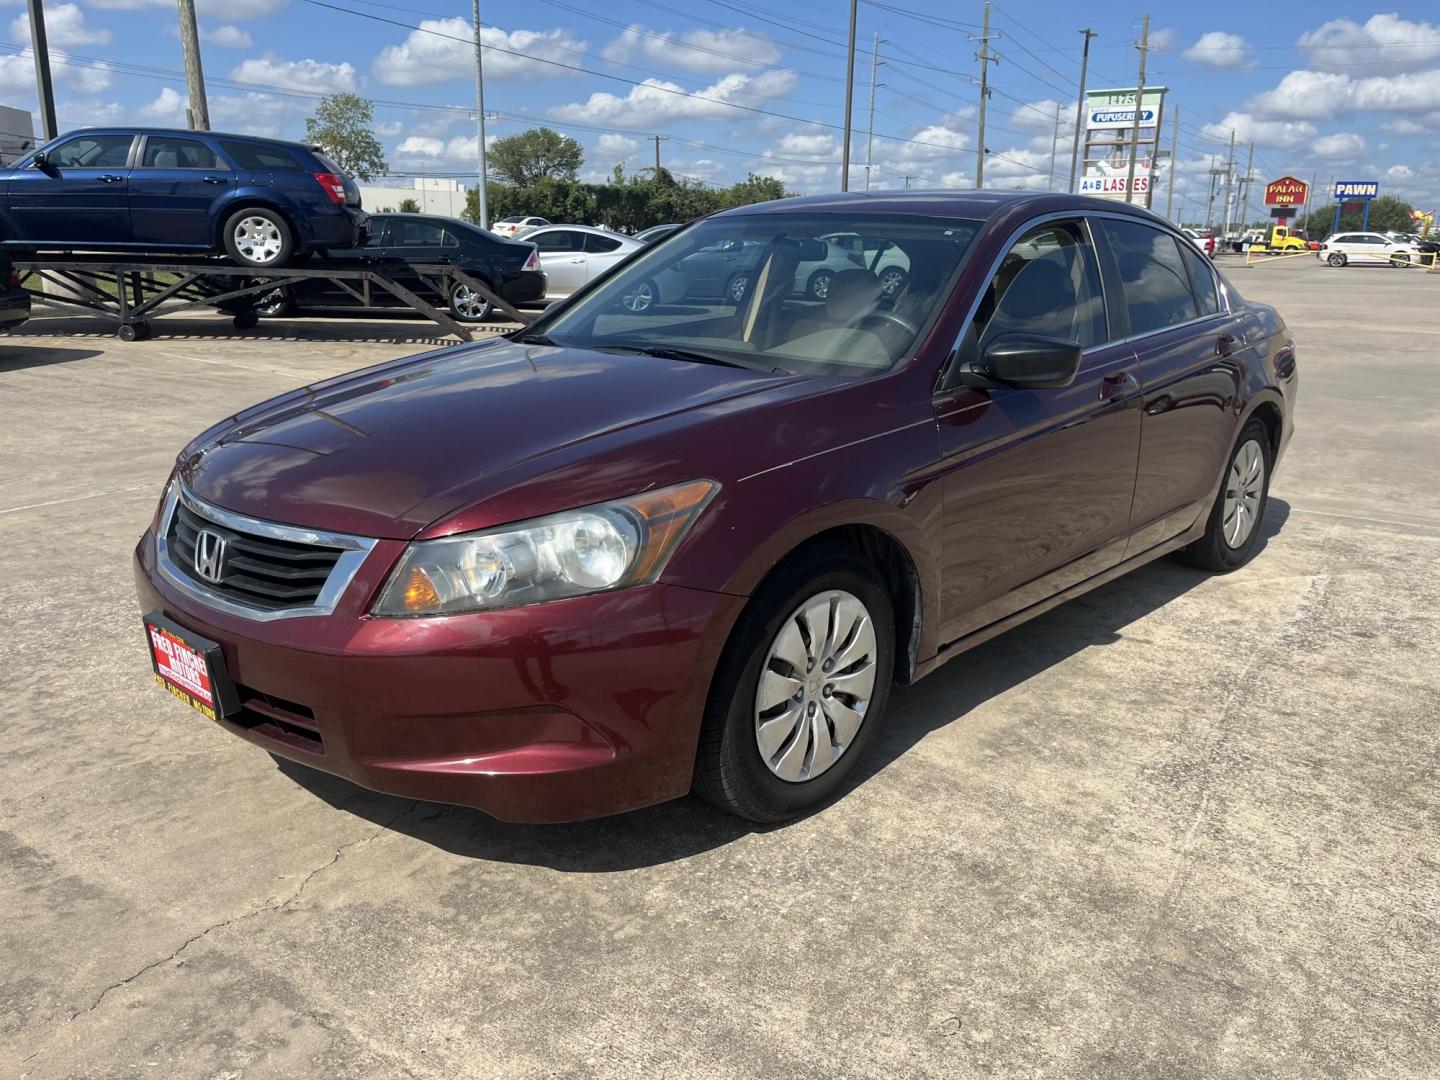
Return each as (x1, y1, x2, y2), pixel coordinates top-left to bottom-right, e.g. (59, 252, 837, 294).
(0, 127, 367, 268)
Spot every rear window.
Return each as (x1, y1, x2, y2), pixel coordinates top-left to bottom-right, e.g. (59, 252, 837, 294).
(220, 141, 302, 170)
(313, 152, 352, 178)
(1100, 219, 1200, 335)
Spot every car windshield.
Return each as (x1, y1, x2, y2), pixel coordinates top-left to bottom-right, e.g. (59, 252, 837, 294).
(525, 212, 982, 376)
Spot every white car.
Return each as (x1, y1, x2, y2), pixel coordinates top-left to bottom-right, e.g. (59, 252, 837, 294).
(1318, 231, 1422, 268)
(522, 225, 643, 299)
(796, 234, 911, 299)
(1181, 228, 1216, 257)
(491, 215, 550, 239)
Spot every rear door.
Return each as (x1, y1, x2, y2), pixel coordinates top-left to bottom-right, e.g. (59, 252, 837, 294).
(378, 217, 458, 306)
(934, 216, 1143, 643)
(7, 133, 135, 244)
(581, 231, 628, 282)
(129, 135, 232, 247)
(1096, 217, 1248, 555)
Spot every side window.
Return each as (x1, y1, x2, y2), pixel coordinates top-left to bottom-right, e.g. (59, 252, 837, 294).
(1178, 242, 1220, 316)
(533, 231, 580, 252)
(141, 137, 221, 170)
(584, 233, 623, 253)
(440, 228, 462, 248)
(365, 219, 389, 247)
(972, 220, 1108, 351)
(1100, 219, 1199, 335)
(48, 135, 133, 168)
(392, 220, 446, 247)
(219, 141, 302, 170)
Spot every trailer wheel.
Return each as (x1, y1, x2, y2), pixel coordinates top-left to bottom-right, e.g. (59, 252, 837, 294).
(117, 322, 151, 342)
(233, 310, 260, 331)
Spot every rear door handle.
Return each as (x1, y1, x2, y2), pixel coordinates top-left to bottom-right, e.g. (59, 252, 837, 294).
(1099, 370, 1135, 401)
(201, 175, 227, 184)
(99, 174, 124, 183)
(1216, 333, 1239, 357)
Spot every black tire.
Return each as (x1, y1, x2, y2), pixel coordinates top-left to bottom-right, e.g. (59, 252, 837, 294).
(222, 207, 294, 269)
(693, 546, 896, 822)
(117, 322, 149, 342)
(1178, 418, 1273, 573)
(232, 310, 259, 331)
(448, 280, 494, 322)
(807, 269, 835, 300)
(1327, 252, 1346, 268)
(724, 272, 750, 305)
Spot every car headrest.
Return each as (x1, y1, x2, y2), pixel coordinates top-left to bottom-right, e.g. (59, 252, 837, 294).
(153, 152, 179, 168)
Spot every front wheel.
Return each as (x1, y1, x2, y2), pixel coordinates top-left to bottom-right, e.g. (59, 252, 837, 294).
(1391, 252, 1411, 268)
(1179, 419, 1273, 572)
(252, 280, 292, 317)
(223, 207, 293, 268)
(620, 278, 657, 312)
(1327, 252, 1347, 267)
(807, 269, 834, 300)
(694, 547, 895, 822)
(724, 272, 750, 305)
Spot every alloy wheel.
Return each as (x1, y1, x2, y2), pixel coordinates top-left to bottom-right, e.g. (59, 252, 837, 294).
(234, 216, 284, 265)
(451, 285, 490, 320)
(753, 589, 878, 783)
(1222, 439, 1266, 548)
(621, 281, 655, 312)
(878, 268, 906, 297)
(809, 271, 833, 300)
(728, 275, 749, 303)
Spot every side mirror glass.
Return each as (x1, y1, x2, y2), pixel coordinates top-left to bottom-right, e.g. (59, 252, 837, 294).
(31, 150, 48, 168)
(962, 333, 1082, 390)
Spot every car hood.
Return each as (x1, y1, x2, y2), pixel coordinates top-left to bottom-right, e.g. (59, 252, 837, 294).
(180, 338, 804, 539)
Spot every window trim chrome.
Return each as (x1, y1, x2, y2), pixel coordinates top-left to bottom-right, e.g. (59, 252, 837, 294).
(155, 484, 378, 622)
(938, 208, 1235, 393)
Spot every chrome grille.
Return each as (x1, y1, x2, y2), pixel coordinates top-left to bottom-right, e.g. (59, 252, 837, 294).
(156, 486, 377, 621)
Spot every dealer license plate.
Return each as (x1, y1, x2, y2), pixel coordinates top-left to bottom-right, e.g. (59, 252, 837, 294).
(143, 613, 239, 721)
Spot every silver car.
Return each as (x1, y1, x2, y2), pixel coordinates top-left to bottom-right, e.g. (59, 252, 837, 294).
(522, 225, 644, 299)
(795, 233, 911, 300)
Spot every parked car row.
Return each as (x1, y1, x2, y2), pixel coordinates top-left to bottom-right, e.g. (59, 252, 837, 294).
(1318, 231, 1427, 267)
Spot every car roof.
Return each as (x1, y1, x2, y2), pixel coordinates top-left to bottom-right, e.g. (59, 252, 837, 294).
(50, 126, 318, 151)
(526, 224, 634, 239)
(716, 189, 1182, 227)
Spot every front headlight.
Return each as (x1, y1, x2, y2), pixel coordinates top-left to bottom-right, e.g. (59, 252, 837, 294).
(372, 479, 719, 616)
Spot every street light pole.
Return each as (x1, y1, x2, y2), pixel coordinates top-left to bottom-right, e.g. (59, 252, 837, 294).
(840, 0, 857, 192)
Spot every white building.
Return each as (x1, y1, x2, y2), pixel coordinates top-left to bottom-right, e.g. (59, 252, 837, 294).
(357, 176, 471, 218)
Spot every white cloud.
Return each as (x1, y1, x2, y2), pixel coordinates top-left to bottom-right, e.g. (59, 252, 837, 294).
(1148, 27, 1180, 52)
(1204, 111, 1317, 149)
(550, 68, 796, 126)
(1298, 14, 1440, 73)
(1311, 132, 1365, 159)
(393, 134, 486, 164)
(10, 2, 109, 45)
(374, 20, 587, 86)
(1381, 117, 1432, 135)
(1249, 70, 1352, 120)
(88, 0, 284, 17)
(1182, 31, 1253, 70)
(595, 132, 639, 158)
(1386, 163, 1414, 181)
(1007, 98, 1068, 136)
(773, 131, 837, 157)
(208, 91, 309, 137)
(137, 86, 187, 124)
(907, 125, 969, 157)
(601, 25, 780, 74)
(202, 23, 252, 48)
(0, 47, 110, 96)
(230, 54, 357, 94)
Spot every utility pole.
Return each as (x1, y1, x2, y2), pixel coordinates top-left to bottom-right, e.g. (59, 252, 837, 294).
(840, 0, 857, 191)
(1239, 141, 1254, 231)
(902, 174, 915, 190)
(1068, 27, 1096, 193)
(971, 2, 997, 188)
(649, 134, 668, 175)
(864, 32, 883, 191)
(25, 0, 57, 140)
(1123, 14, 1149, 206)
(1220, 129, 1236, 245)
(472, 0, 489, 228)
(1165, 103, 1179, 220)
(175, 0, 209, 130)
(1048, 103, 1061, 191)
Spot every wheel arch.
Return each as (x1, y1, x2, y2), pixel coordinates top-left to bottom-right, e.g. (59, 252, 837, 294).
(212, 196, 300, 251)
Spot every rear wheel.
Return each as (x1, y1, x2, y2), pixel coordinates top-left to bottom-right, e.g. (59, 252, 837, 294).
(223, 207, 293, 268)
(725, 272, 750, 305)
(1391, 252, 1411, 268)
(1327, 252, 1347, 267)
(807, 269, 835, 300)
(1179, 418, 1272, 572)
(620, 278, 657, 312)
(694, 547, 895, 822)
(877, 267, 908, 297)
(448, 281, 493, 322)
(252, 281, 292, 317)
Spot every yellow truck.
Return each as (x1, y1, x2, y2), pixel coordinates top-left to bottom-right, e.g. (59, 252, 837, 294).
(1265, 225, 1309, 251)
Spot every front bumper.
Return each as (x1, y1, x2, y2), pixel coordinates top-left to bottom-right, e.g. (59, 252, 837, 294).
(135, 529, 745, 823)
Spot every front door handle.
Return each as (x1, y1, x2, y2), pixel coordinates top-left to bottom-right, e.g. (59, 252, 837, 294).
(99, 174, 124, 183)
(1099, 370, 1135, 401)
(570, 257, 586, 263)
(201, 175, 227, 184)
(1216, 333, 1238, 357)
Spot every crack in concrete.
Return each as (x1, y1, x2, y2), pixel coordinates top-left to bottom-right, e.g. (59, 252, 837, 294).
(63, 799, 420, 1025)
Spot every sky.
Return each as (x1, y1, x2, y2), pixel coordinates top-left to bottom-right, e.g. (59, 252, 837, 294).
(2, 0, 1439, 221)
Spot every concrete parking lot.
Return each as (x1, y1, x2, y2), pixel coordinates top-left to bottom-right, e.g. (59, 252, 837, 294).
(2, 261, 1437, 1078)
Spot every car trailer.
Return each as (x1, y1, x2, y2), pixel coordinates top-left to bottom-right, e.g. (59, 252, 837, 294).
(13, 254, 532, 342)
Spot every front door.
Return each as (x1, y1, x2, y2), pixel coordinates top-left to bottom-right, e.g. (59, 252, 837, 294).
(934, 217, 1143, 644)
(530, 229, 588, 295)
(7, 133, 136, 244)
(129, 135, 232, 247)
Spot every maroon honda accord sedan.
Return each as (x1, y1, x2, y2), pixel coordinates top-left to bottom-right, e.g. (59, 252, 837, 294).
(136, 191, 1297, 823)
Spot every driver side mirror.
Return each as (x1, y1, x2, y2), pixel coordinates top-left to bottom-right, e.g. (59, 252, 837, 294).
(958, 333, 1082, 390)
(31, 149, 48, 169)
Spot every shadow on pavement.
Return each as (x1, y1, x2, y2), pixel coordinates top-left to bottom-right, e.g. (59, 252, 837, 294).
(274, 500, 1291, 872)
(0, 344, 105, 371)
(9, 313, 516, 348)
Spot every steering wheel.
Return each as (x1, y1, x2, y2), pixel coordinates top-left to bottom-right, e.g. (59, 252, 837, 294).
(853, 310, 919, 337)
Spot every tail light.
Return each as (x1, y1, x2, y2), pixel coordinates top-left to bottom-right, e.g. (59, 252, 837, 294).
(313, 172, 346, 205)
(522, 248, 539, 272)
(8, 270, 20, 287)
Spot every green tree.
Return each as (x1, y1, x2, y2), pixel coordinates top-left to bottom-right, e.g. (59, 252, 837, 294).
(398, 197, 420, 213)
(304, 93, 387, 181)
(489, 127, 584, 188)
(1300, 194, 1415, 238)
(720, 173, 791, 209)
